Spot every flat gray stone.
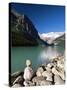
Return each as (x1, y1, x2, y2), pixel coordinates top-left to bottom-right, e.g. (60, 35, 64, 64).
(12, 84, 22, 88)
(13, 76, 23, 85)
(54, 75, 65, 85)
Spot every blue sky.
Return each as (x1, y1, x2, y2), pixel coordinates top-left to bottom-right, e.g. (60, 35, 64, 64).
(10, 3, 65, 33)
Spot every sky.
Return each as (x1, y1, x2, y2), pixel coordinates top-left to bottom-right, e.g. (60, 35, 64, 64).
(10, 3, 65, 33)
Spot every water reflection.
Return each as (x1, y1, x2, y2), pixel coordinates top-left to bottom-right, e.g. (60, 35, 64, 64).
(38, 46, 63, 65)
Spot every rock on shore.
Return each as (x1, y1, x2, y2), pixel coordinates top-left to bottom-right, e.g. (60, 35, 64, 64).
(11, 55, 65, 87)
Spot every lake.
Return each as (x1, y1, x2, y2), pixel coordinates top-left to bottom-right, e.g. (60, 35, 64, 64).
(11, 45, 64, 73)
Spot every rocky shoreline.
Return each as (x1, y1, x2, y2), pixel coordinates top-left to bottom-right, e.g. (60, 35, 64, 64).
(11, 55, 65, 87)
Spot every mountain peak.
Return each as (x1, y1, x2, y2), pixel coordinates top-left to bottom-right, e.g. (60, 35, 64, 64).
(39, 32, 65, 44)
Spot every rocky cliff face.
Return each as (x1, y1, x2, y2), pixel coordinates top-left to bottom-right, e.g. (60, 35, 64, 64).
(10, 10, 39, 46)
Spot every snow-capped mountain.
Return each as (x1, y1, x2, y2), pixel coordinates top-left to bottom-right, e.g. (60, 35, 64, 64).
(39, 32, 64, 44)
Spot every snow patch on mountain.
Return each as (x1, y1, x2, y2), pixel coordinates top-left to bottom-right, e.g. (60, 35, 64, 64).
(39, 32, 64, 44)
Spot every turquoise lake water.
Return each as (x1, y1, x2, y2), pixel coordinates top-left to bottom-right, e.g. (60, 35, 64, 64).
(11, 45, 64, 73)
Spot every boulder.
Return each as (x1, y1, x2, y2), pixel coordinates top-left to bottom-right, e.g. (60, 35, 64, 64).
(54, 75, 65, 85)
(57, 60, 64, 69)
(32, 76, 52, 86)
(23, 66, 33, 80)
(40, 80, 52, 86)
(32, 76, 45, 82)
(32, 76, 45, 85)
(42, 71, 52, 81)
(36, 67, 44, 77)
(23, 81, 29, 86)
(58, 70, 65, 80)
(23, 80, 35, 86)
(26, 59, 32, 67)
(45, 66, 52, 72)
(52, 67, 65, 80)
(52, 67, 59, 75)
(47, 63, 54, 68)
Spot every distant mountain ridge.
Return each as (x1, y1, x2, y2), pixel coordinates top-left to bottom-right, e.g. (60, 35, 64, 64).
(53, 34, 65, 45)
(39, 32, 65, 45)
